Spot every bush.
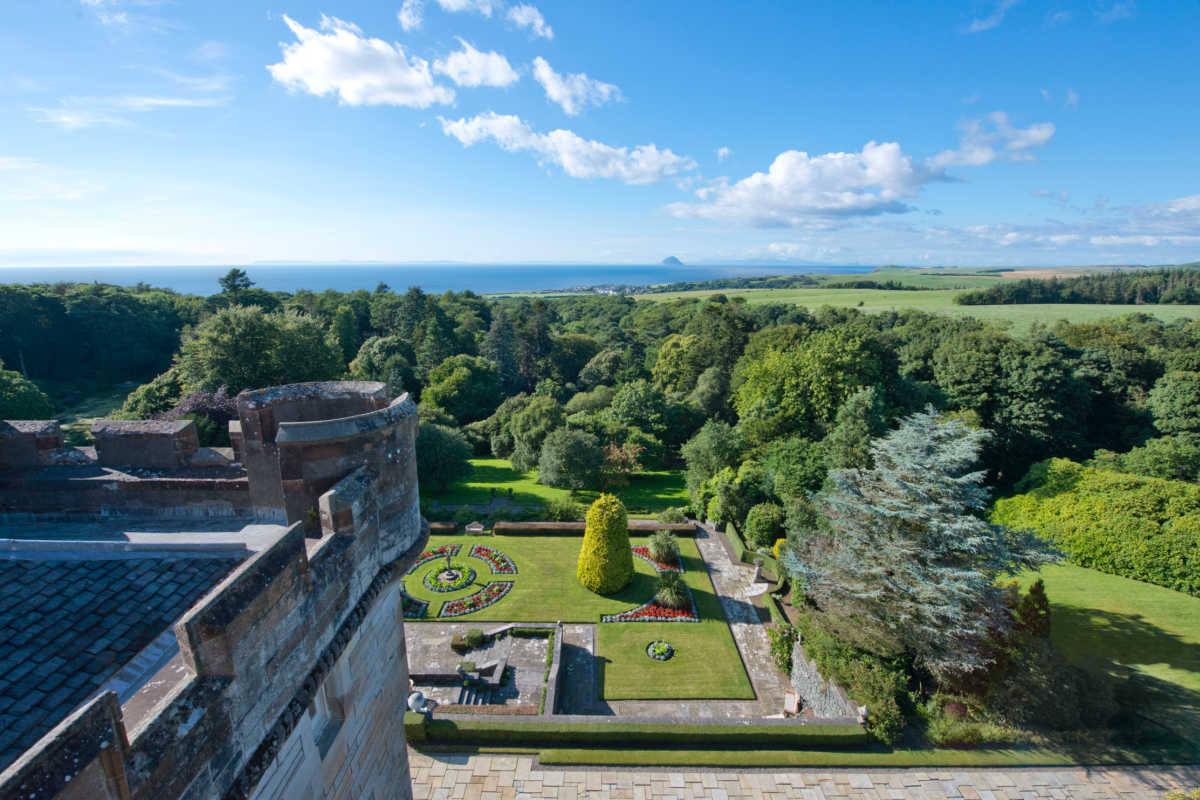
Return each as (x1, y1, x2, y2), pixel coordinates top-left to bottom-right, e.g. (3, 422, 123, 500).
(416, 424, 473, 494)
(988, 638, 1116, 731)
(743, 502, 786, 549)
(1017, 578, 1051, 638)
(766, 623, 798, 673)
(654, 571, 689, 609)
(655, 506, 688, 524)
(772, 538, 786, 560)
(993, 458, 1200, 596)
(648, 531, 679, 564)
(465, 629, 486, 649)
(545, 498, 584, 522)
(795, 614, 908, 744)
(576, 494, 634, 594)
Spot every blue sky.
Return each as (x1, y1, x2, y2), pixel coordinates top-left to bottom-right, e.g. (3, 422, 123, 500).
(1, 0, 1197, 267)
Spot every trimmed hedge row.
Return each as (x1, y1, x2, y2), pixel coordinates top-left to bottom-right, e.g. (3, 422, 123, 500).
(725, 523, 780, 578)
(492, 521, 697, 536)
(992, 458, 1200, 596)
(404, 713, 870, 749)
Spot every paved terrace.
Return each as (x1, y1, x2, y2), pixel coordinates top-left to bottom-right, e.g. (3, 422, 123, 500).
(409, 751, 1200, 799)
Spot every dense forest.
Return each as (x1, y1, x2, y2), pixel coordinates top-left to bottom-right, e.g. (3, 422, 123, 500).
(955, 263, 1200, 305)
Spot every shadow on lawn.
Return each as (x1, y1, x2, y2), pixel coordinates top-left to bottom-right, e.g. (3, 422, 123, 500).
(1050, 604, 1200, 758)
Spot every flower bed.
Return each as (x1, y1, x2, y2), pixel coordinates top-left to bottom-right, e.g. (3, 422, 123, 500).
(423, 564, 477, 593)
(469, 543, 517, 575)
(631, 546, 682, 573)
(601, 595, 699, 623)
(439, 581, 514, 618)
(407, 543, 462, 574)
(399, 582, 428, 619)
(647, 640, 675, 661)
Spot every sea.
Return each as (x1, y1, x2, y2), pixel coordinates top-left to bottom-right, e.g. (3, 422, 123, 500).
(0, 264, 876, 296)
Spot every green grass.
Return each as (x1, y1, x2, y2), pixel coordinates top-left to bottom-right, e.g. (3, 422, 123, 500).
(1017, 563, 1200, 751)
(405, 534, 753, 700)
(434, 458, 687, 515)
(47, 384, 131, 445)
(643, 287, 1200, 333)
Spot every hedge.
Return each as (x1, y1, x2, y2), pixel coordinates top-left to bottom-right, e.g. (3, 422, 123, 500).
(992, 458, 1200, 596)
(724, 524, 780, 578)
(492, 521, 696, 536)
(404, 715, 870, 749)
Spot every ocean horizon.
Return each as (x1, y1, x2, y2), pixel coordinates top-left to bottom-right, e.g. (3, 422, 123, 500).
(0, 263, 877, 296)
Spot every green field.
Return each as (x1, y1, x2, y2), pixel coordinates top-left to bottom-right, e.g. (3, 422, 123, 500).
(1018, 563, 1200, 751)
(435, 458, 688, 516)
(404, 534, 753, 700)
(644, 287, 1200, 332)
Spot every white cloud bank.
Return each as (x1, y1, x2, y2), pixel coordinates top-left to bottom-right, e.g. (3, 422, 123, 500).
(507, 4, 553, 38)
(267, 15, 453, 108)
(436, 0, 497, 17)
(532, 57, 621, 115)
(670, 112, 1054, 227)
(398, 0, 423, 31)
(439, 111, 695, 184)
(434, 39, 519, 87)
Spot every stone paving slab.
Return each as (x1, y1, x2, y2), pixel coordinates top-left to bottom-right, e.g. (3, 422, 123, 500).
(410, 750, 1200, 799)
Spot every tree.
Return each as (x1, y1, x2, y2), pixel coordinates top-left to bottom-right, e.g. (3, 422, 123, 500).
(538, 428, 604, 490)
(601, 439, 644, 489)
(218, 268, 254, 297)
(578, 348, 627, 390)
(789, 409, 1056, 678)
(686, 365, 731, 420)
(1018, 578, 1051, 638)
(577, 494, 633, 594)
(681, 420, 743, 508)
(602, 379, 668, 438)
(1149, 371, 1200, 435)
(744, 502, 786, 549)
(0, 360, 54, 418)
(423, 355, 502, 425)
(508, 395, 565, 472)
(762, 436, 827, 499)
(1091, 433, 1200, 482)
(175, 306, 342, 394)
(734, 327, 884, 446)
(416, 423, 473, 493)
(480, 308, 522, 394)
(349, 335, 417, 399)
(821, 387, 887, 470)
(332, 304, 359, 364)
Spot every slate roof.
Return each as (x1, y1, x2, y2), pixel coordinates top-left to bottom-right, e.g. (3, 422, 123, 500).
(0, 556, 242, 770)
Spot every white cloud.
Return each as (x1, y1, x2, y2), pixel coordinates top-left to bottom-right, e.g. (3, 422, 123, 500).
(1046, 10, 1071, 24)
(1097, 1, 1135, 23)
(927, 111, 1054, 168)
(716, 147, 732, 162)
(193, 41, 230, 61)
(531, 57, 621, 115)
(436, 0, 496, 17)
(433, 39, 518, 87)
(669, 141, 936, 226)
(151, 69, 232, 93)
(30, 95, 226, 129)
(398, 0, 423, 31)
(267, 15, 453, 108)
(507, 4, 553, 39)
(1065, 89, 1079, 108)
(1032, 188, 1070, 204)
(439, 111, 695, 185)
(966, 0, 1020, 32)
(1040, 88, 1052, 102)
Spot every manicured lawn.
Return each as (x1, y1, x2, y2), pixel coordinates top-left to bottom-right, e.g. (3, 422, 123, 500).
(404, 534, 753, 700)
(1017, 563, 1200, 751)
(434, 458, 688, 516)
(644, 288, 1200, 333)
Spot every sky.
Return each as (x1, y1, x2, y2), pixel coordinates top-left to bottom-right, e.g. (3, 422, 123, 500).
(1, 0, 1198, 268)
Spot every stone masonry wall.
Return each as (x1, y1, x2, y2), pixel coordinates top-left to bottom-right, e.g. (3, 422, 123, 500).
(790, 640, 862, 720)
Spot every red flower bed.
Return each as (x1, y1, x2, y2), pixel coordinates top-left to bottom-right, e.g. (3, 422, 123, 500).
(469, 544, 517, 574)
(407, 543, 461, 574)
(602, 598, 699, 623)
(631, 546, 682, 573)
(439, 581, 513, 618)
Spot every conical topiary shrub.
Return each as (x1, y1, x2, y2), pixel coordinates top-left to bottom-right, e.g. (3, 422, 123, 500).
(576, 493, 634, 594)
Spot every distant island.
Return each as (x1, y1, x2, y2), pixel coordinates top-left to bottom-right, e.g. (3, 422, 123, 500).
(661, 256, 684, 266)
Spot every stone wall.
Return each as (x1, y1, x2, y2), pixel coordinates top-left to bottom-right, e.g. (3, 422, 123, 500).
(92, 420, 199, 470)
(790, 640, 862, 720)
(0, 382, 423, 800)
(0, 421, 63, 469)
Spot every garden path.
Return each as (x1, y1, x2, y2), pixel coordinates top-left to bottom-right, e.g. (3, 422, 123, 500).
(408, 750, 1200, 799)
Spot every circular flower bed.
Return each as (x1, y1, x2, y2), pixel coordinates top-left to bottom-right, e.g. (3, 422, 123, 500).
(647, 640, 674, 661)
(468, 543, 517, 574)
(399, 582, 428, 619)
(423, 564, 477, 593)
(406, 544, 461, 574)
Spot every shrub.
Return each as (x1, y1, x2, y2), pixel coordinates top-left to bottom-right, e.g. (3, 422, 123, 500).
(993, 458, 1200, 596)
(648, 531, 679, 564)
(655, 506, 688, 524)
(795, 614, 907, 744)
(988, 638, 1116, 730)
(465, 629, 486, 649)
(576, 494, 634, 594)
(654, 571, 689, 609)
(766, 623, 798, 673)
(772, 538, 786, 560)
(1017, 578, 1051, 638)
(545, 498, 584, 522)
(744, 502, 786, 549)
